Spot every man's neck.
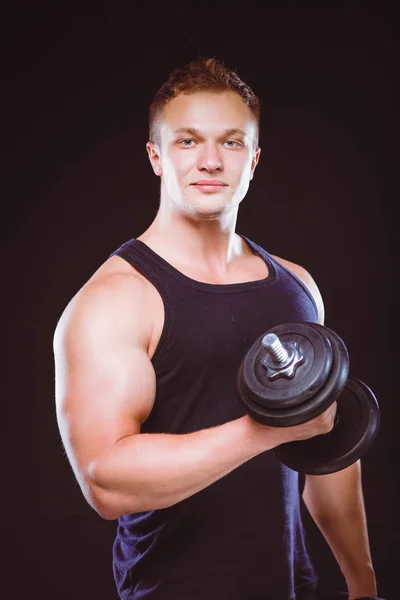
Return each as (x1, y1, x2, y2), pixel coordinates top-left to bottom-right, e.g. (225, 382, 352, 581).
(137, 214, 246, 276)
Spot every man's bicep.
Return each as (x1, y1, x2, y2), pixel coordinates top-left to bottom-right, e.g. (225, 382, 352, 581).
(53, 282, 156, 484)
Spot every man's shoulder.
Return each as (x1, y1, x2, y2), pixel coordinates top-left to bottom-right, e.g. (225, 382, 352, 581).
(271, 254, 325, 323)
(75, 254, 147, 305)
(271, 254, 310, 282)
(243, 236, 311, 282)
(54, 255, 152, 340)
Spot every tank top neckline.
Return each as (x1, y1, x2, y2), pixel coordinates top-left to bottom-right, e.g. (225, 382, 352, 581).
(131, 233, 278, 292)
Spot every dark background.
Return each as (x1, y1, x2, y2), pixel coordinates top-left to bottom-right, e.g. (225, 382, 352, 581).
(2, 1, 398, 598)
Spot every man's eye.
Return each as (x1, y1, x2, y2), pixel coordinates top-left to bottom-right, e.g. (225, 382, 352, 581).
(179, 139, 195, 146)
(224, 140, 241, 147)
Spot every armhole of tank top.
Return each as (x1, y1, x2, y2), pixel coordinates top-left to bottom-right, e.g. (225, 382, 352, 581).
(150, 279, 174, 366)
(263, 251, 319, 320)
(109, 249, 174, 367)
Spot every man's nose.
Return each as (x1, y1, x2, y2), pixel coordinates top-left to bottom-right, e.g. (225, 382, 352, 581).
(197, 142, 223, 172)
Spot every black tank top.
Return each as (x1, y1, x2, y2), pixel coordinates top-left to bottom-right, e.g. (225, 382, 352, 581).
(109, 234, 319, 600)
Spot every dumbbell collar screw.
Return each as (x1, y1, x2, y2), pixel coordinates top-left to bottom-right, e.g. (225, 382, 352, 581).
(261, 333, 304, 380)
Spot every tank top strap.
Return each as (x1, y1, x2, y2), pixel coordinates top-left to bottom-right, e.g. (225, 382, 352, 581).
(109, 237, 168, 289)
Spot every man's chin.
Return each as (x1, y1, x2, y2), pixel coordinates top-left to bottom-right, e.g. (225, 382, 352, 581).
(183, 199, 236, 220)
(189, 206, 230, 221)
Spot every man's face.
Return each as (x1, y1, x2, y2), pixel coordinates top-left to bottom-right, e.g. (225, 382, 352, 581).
(147, 91, 261, 220)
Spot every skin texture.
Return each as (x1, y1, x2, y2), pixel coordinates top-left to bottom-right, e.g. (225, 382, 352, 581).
(53, 90, 377, 599)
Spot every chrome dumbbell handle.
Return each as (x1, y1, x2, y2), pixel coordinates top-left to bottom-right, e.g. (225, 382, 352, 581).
(261, 332, 304, 380)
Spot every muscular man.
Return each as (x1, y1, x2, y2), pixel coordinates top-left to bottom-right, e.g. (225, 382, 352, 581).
(53, 58, 378, 600)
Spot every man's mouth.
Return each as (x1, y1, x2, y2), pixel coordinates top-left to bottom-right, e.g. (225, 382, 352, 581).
(191, 180, 228, 192)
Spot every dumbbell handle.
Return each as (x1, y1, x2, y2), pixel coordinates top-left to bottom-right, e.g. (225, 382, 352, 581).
(261, 333, 304, 379)
(262, 333, 292, 364)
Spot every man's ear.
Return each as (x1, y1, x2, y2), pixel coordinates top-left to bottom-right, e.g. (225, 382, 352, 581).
(146, 141, 163, 176)
(250, 145, 261, 180)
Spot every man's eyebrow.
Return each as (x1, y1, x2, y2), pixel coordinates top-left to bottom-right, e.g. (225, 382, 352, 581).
(172, 127, 247, 137)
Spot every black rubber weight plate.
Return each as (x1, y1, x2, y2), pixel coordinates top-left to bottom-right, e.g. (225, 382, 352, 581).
(274, 376, 380, 475)
(238, 322, 333, 409)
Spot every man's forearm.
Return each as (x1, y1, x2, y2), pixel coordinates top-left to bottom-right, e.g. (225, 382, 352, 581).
(87, 415, 284, 519)
(303, 462, 377, 598)
(311, 508, 376, 596)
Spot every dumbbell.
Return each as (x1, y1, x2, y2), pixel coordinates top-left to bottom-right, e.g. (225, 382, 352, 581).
(236, 322, 380, 475)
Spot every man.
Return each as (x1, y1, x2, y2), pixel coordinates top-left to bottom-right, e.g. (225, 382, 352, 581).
(53, 58, 378, 599)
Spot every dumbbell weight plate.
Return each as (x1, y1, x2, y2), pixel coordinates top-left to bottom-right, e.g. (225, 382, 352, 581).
(274, 376, 380, 475)
(237, 322, 349, 427)
(238, 322, 333, 409)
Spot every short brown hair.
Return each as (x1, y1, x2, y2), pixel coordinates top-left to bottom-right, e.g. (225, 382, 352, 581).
(149, 57, 261, 146)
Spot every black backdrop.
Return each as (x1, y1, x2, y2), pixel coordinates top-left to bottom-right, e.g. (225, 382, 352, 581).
(2, 2, 398, 598)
